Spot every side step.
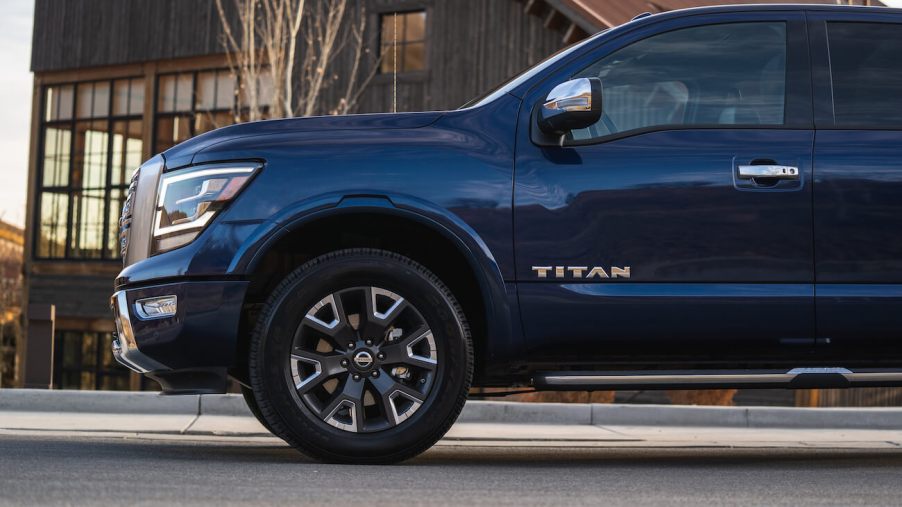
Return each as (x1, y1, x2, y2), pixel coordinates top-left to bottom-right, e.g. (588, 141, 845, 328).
(533, 368, 902, 390)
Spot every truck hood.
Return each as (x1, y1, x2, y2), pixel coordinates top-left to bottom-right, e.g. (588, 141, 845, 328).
(162, 111, 444, 169)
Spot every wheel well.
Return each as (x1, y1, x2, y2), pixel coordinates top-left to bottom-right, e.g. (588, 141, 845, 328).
(235, 212, 488, 383)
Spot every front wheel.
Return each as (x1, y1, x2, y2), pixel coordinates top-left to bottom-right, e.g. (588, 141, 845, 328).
(248, 249, 473, 463)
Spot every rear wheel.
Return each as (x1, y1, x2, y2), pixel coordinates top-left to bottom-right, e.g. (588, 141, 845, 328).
(249, 248, 472, 463)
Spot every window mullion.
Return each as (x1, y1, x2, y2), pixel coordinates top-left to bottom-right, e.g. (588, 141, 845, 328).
(64, 114, 76, 259)
(401, 14, 407, 71)
(103, 80, 115, 259)
(34, 85, 48, 259)
(190, 71, 198, 138)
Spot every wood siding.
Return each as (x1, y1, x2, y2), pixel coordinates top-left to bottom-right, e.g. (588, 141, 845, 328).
(32, 0, 568, 112)
(28, 273, 117, 330)
(31, 0, 232, 73)
(351, 0, 566, 112)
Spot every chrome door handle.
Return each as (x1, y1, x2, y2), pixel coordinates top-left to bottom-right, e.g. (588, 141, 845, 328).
(737, 165, 799, 180)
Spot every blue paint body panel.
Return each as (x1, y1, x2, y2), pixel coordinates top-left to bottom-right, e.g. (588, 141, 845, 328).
(806, 8, 902, 363)
(519, 283, 814, 367)
(112, 4, 902, 392)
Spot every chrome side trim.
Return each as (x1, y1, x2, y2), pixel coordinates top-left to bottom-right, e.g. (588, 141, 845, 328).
(539, 368, 902, 387)
(541, 373, 790, 386)
(111, 291, 169, 373)
(844, 372, 902, 382)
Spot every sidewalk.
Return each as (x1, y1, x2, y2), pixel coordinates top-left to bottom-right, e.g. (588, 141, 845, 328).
(1, 389, 901, 449)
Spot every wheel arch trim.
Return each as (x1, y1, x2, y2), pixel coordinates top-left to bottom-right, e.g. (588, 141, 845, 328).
(231, 192, 521, 375)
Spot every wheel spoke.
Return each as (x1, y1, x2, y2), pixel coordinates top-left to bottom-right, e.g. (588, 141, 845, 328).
(369, 287, 407, 322)
(381, 326, 437, 371)
(369, 371, 426, 426)
(303, 293, 347, 336)
(320, 376, 366, 433)
(290, 350, 347, 394)
(357, 287, 407, 341)
(347, 287, 380, 340)
(300, 292, 359, 352)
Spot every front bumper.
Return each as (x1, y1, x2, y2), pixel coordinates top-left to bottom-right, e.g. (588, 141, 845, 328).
(111, 291, 169, 373)
(110, 279, 249, 394)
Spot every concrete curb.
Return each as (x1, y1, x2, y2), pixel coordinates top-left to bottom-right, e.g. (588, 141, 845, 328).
(2, 389, 902, 429)
(457, 400, 592, 425)
(0, 389, 200, 415)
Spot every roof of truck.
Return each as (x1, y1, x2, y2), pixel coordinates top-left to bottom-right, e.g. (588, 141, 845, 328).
(555, 1, 893, 31)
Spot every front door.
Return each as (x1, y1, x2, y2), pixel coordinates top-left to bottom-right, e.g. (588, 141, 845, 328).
(514, 14, 816, 368)
(809, 14, 902, 363)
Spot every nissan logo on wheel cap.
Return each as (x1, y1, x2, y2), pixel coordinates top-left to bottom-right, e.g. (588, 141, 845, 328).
(353, 351, 375, 369)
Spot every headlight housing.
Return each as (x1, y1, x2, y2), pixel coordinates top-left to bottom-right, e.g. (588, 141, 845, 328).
(152, 163, 260, 254)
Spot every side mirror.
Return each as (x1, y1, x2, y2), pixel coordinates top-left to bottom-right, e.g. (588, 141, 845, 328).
(536, 77, 603, 137)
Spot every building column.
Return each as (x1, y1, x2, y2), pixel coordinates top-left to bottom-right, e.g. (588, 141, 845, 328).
(22, 303, 55, 389)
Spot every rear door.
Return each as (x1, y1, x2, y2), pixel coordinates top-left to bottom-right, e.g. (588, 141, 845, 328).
(513, 11, 816, 368)
(809, 12, 902, 362)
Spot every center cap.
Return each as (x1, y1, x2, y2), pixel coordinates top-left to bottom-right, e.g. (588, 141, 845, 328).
(353, 350, 375, 369)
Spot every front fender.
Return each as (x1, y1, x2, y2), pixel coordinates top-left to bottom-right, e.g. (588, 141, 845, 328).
(233, 193, 523, 379)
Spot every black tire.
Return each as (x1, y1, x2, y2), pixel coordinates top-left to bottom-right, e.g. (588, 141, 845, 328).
(240, 384, 274, 434)
(248, 248, 473, 464)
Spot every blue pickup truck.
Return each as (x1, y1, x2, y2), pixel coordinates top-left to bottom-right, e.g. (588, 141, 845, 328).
(112, 4, 902, 463)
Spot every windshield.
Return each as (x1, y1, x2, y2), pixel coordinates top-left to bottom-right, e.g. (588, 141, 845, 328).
(460, 31, 606, 109)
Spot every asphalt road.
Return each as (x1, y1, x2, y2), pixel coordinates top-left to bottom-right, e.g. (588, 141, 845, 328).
(1, 434, 901, 506)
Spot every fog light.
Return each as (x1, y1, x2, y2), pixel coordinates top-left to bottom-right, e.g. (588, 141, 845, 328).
(134, 295, 178, 320)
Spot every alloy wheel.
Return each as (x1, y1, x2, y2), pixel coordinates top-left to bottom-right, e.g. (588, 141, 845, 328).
(287, 286, 438, 433)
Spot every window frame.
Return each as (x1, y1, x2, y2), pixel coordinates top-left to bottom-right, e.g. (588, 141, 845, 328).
(376, 8, 429, 76)
(52, 330, 134, 390)
(34, 77, 145, 261)
(808, 15, 902, 130)
(525, 14, 813, 148)
(152, 69, 237, 154)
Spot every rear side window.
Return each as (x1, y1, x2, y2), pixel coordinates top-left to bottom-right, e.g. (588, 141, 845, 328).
(570, 22, 787, 142)
(827, 22, 902, 128)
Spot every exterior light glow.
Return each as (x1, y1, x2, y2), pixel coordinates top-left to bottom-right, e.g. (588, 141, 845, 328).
(134, 295, 178, 320)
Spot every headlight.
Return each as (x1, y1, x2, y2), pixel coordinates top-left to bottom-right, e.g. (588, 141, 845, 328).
(152, 163, 260, 254)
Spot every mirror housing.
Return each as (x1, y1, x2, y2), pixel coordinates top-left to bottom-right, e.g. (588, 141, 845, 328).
(536, 77, 603, 137)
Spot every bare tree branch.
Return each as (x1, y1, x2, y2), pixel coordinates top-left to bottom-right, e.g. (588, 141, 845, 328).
(217, 0, 377, 120)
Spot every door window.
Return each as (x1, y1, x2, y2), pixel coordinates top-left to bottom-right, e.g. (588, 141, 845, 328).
(826, 22, 902, 128)
(570, 22, 787, 142)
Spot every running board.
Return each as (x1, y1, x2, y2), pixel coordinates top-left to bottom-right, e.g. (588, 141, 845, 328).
(533, 368, 902, 390)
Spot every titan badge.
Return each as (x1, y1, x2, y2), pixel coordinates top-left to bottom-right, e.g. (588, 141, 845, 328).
(531, 266, 631, 279)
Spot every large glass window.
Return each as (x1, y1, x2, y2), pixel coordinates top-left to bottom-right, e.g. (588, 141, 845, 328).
(53, 330, 131, 390)
(827, 22, 902, 128)
(570, 22, 787, 142)
(155, 69, 244, 153)
(36, 78, 144, 259)
(380, 11, 427, 73)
